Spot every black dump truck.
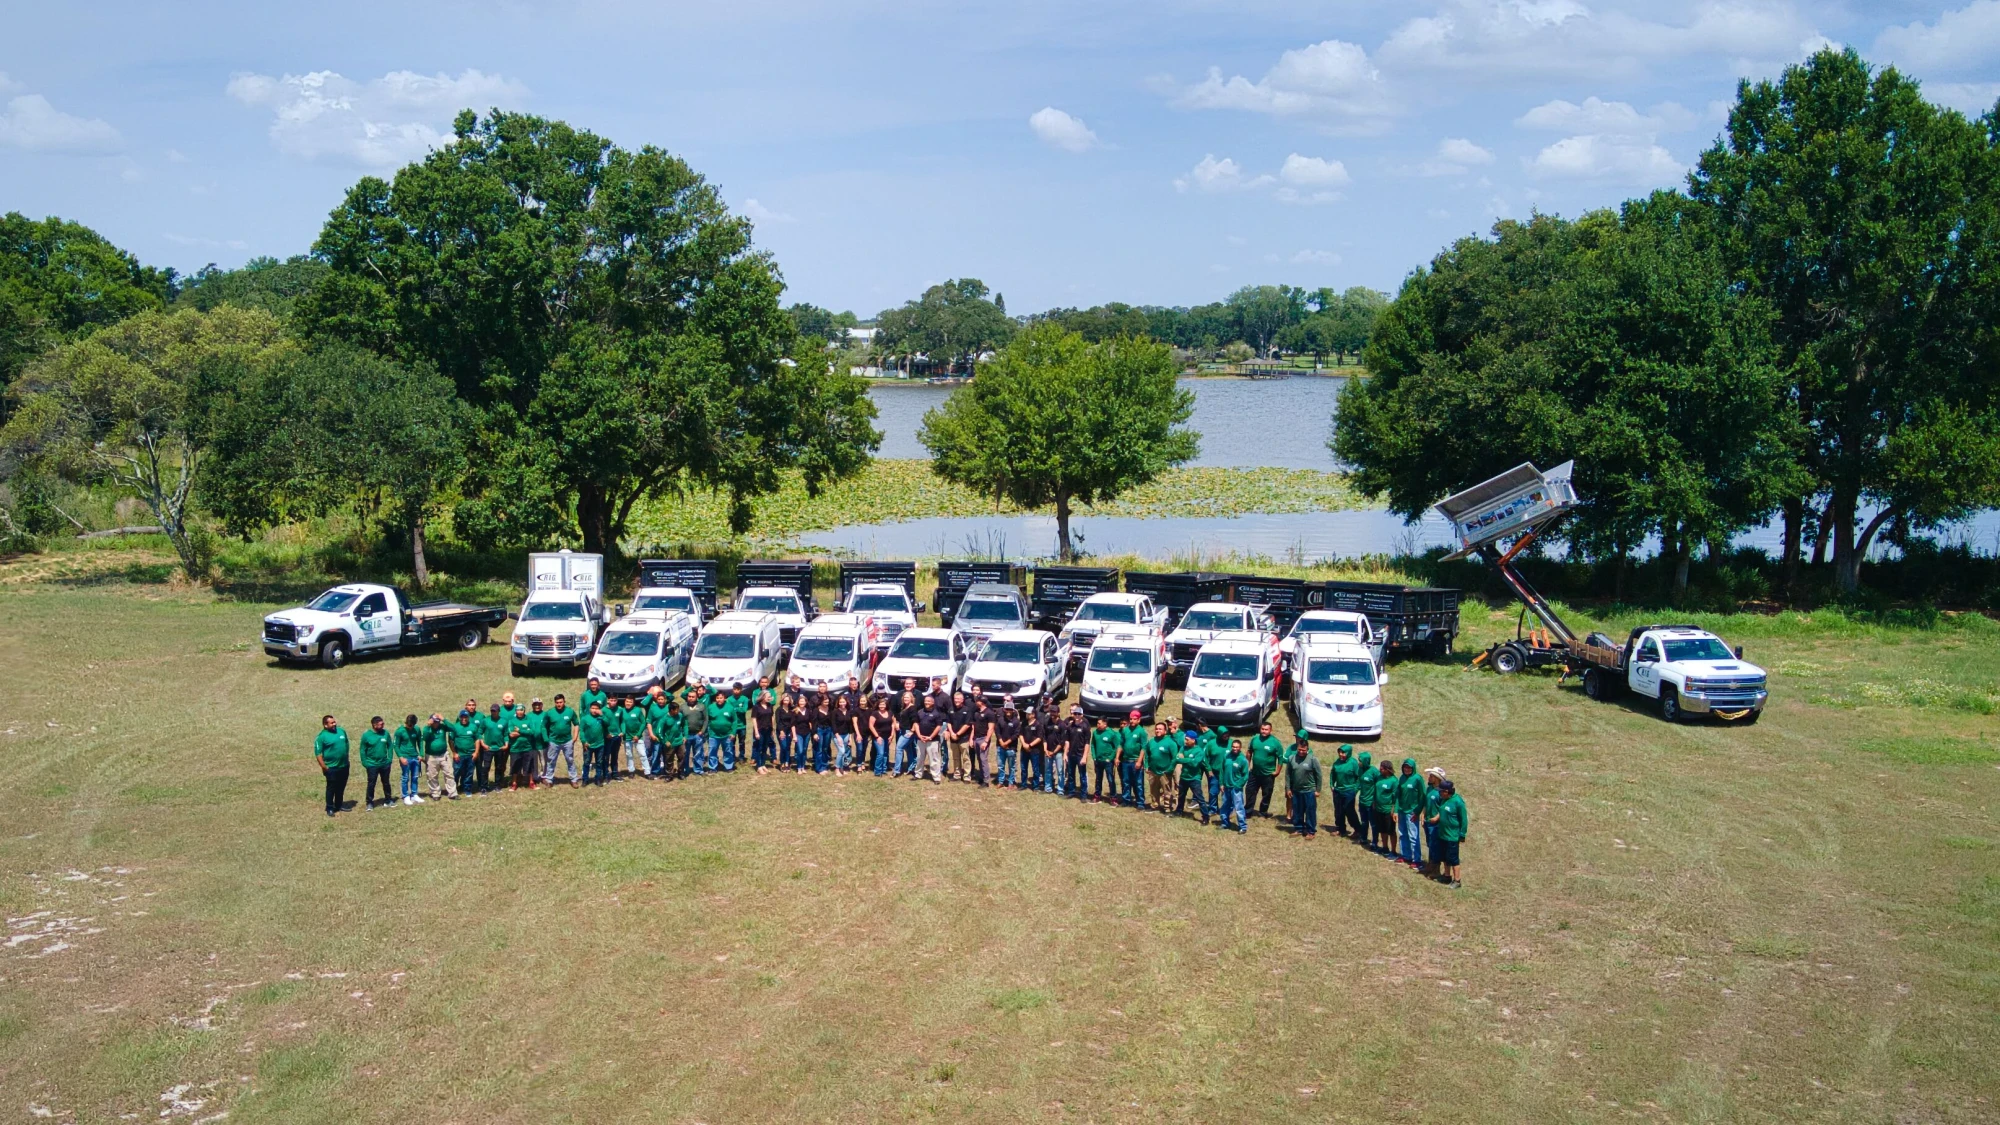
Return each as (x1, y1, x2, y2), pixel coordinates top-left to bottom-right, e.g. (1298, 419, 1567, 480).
(1322, 581, 1461, 657)
(1223, 574, 1314, 633)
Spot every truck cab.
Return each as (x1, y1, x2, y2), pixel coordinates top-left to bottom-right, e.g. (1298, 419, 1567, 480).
(587, 611, 697, 695)
(1078, 627, 1168, 721)
(630, 586, 705, 620)
(735, 587, 810, 651)
(263, 584, 407, 664)
(1180, 630, 1279, 734)
(787, 613, 882, 692)
(873, 627, 969, 699)
(1290, 635, 1386, 738)
(1581, 625, 1768, 723)
(963, 628, 1071, 706)
(842, 583, 919, 654)
(1058, 592, 1166, 671)
(950, 582, 1032, 653)
(1164, 602, 1272, 684)
(687, 611, 784, 692)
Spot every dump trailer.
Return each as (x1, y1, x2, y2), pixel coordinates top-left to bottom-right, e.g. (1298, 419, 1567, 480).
(1124, 571, 1233, 632)
(1224, 574, 1314, 633)
(1322, 581, 1462, 657)
(934, 562, 1027, 627)
(1029, 565, 1122, 629)
(838, 561, 918, 604)
(636, 558, 720, 619)
(735, 560, 818, 613)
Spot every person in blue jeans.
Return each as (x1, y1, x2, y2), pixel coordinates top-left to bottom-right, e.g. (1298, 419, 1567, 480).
(682, 687, 709, 776)
(868, 698, 895, 776)
(894, 690, 920, 776)
(1285, 738, 1323, 838)
(1218, 739, 1251, 833)
(810, 690, 836, 773)
(994, 699, 1021, 787)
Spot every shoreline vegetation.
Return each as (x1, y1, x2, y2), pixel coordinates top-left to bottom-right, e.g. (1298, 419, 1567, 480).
(862, 365, 1366, 385)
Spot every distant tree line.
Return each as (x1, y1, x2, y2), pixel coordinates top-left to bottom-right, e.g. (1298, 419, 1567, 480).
(1337, 48, 2000, 600)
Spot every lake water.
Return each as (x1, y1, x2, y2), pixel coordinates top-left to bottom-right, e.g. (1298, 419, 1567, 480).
(869, 375, 1346, 470)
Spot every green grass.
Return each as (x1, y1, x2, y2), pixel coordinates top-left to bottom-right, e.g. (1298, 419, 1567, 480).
(0, 574, 1996, 1120)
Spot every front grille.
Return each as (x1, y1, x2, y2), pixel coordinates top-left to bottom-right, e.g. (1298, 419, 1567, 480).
(876, 621, 906, 646)
(1171, 643, 1202, 664)
(780, 627, 800, 645)
(263, 621, 297, 643)
(525, 635, 578, 655)
(1691, 677, 1766, 692)
(975, 680, 1022, 696)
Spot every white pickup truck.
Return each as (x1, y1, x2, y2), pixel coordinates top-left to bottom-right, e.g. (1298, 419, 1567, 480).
(263, 584, 507, 669)
(510, 550, 608, 675)
(1575, 624, 1769, 723)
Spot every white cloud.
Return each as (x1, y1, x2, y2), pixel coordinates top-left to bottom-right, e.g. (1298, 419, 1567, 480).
(1527, 134, 1684, 184)
(1173, 38, 1394, 130)
(1380, 0, 1822, 80)
(227, 68, 525, 169)
(0, 93, 122, 154)
(1515, 96, 1696, 133)
(1876, 1, 2000, 75)
(1415, 136, 1495, 176)
(1927, 81, 2000, 115)
(0, 72, 20, 93)
(1291, 249, 1343, 265)
(742, 198, 795, 224)
(1174, 154, 1274, 193)
(164, 232, 250, 250)
(1279, 153, 1350, 186)
(1028, 106, 1099, 152)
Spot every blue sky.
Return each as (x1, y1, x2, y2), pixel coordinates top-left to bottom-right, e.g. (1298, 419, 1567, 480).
(4, 1, 1997, 316)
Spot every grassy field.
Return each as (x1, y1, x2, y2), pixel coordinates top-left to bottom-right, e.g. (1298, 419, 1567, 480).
(1, 570, 1997, 1123)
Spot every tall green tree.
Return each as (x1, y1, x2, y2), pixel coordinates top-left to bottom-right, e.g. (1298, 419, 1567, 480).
(0, 305, 292, 578)
(786, 303, 858, 344)
(1225, 285, 1303, 357)
(919, 323, 1197, 560)
(1, 213, 174, 420)
(297, 109, 878, 554)
(874, 279, 1015, 374)
(1690, 48, 2000, 592)
(174, 255, 330, 323)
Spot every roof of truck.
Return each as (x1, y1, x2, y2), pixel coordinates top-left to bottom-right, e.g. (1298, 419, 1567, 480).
(604, 612, 691, 632)
(704, 610, 776, 632)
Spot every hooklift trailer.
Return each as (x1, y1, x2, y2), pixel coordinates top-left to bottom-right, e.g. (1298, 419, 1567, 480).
(1434, 461, 1586, 675)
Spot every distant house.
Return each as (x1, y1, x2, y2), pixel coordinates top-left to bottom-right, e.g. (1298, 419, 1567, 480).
(845, 326, 879, 345)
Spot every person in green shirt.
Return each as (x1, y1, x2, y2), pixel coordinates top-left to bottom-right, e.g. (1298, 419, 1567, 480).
(474, 703, 509, 793)
(578, 702, 611, 785)
(727, 683, 752, 771)
(358, 715, 394, 810)
(1329, 744, 1363, 840)
(1089, 719, 1120, 802)
(541, 694, 581, 788)
(506, 704, 539, 790)
(421, 713, 458, 801)
(1427, 779, 1469, 887)
(448, 709, 480, 794)
(1175, 729, 1211, 823)
(1395, 757, 1428, 868)
(1144, 723, 1179, 813)
(646, 688, 679, 778)
(313, 715, 351, 818)
(1371, 760, 1399, 853)
(1198, 724, 1226, 823)
(1120, 712, 1150, 809)
(392, 714, 425, 804)
(705, 692, 737, 775)
(617, 695, 649, 777)
(580, 677, 610, 720)
(1421, 767, 1446, 877)
(1218, 739, 1252, 833)
(1245, 722, 1285, 819)
(1284, 737, 1323, 838)
(1354, 749, 1376, 846)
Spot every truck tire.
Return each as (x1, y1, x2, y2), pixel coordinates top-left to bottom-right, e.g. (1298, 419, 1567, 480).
(1582, 667, 1613, 701)
(1492, 645, 1524, 675)
(1660, 688, 1684, 723)
(1740, 708, 1761, 725)
(456, 626, 486, 651)
(509, 661, 525, 678)
(320, 636, 349, 670)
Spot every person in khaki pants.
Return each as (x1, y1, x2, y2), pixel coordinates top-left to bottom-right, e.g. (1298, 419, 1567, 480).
(422, 713, 458, 800)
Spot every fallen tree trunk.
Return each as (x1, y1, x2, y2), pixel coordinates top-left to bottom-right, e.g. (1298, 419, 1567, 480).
(78, 525, 165, 539)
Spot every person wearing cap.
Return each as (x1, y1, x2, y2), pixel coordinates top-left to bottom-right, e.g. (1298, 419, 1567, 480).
(1144, 722, 1179, 813)
(312, 715, 351, 817)
(1422, 767, 1447, 876)
(1245, 722, 1284, 819)
(1330, 743, 1363, 840)
(1218, 738, 1251, 833)
(995, 697, 1022, 788)
(1174, 727, 1210, 824)
(1120, 711, 1150, 809)
(1284, 735, 1322, 838)
(1396, 757, 1427, 867)
(541, 694, 580, 788)
(1089, 717, 1119, 801)
(358, 715, 394, 810)
(474, 702, 509, 792)
(1428, 779, 1468, 887)
(446, 708, 479, 794)
(1354, 749, 1377, 847)
(422, 712, 458, 800)
(1371, 759, 1399, 853)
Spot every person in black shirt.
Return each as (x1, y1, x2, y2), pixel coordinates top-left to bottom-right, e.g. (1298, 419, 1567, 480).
(811, 688, 836, 774)
(868, 698, 895, 776)
(750, 681, 776, 775)
(913, 693, 946, 782)
(945, 691, 972, 781)
(895, 690, 920, 777)
(1064, 708, 1091, 798)
(995, 699, 1023, 788)
(964, 697, 994, 785)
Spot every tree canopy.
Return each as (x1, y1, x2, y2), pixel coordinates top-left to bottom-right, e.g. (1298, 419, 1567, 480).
(1, 213, 175, 419)
(296, 109, 878, 554)
(919, 323, 1197, 559)
(874, 279, 1015, 374)
(174, 255, 330, 323)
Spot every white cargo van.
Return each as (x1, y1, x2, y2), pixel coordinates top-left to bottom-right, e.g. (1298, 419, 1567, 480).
(1078, 628, 1168, 721)
(587, 611, 697, 695)
(1290, 636, 1386, 738)
(687, 611, 784, 692)
(1180, 629, 1280, 733)
(786, 613, 882, 692)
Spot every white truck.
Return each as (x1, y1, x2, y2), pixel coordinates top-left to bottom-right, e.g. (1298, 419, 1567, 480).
(587, 611, 698, 695)
(1290, 635, 1386, 738)
(873, 627, 970, 700)
(687, 610, 785, 692)
(962, 628, 1071, 706)
(1058, 592, 1167, 672)
(838, 562, 922, 654)
(1164, 602, 1272, 685)
(510, 551, 609, 676)
(1077, 627, 1169, 722)
(1180, 629, 1280, 733)
(262, 584, 507, 669)
(786, 613, 883, 692)
(1280, 610, 1387, 676)
(1575, 625, 1769, 723)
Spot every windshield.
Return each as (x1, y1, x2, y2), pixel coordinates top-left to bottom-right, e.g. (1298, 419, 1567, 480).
(600, 632, 660, 657)
(1291, 617, 1358, 637)
(694, 633, 754, 659)
(306, 590, 360, 613)
(1662, 636, 1735, 662)
(958, 598, 1021, 622)
(522, 601, 585, 622)
(849, 593, 907, 612)
(794, 636, 855, 662)
(634, 593, 696, 614)
(889, 636, 950, 660)
(1192, 652, 1259, 681)
(1089, 647, 1153, 674)
(1181, 608, 1247, 632)
(1075, 602, 1137, 623)
(1307, 659, 1376, 685)
(741, 594, 798, 613)
(980, 640, 1041, 664)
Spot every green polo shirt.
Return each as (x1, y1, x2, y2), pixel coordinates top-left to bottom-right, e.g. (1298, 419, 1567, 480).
(1120, 725, 1149, 763)
(706, 698, 737, 737)
(654, 709, 686, 744)
(1397, 771, 1427, 816)
(474, 713, 508, 751)
(1285, 752, 1322, 794)
(1090, 728, 1119, 762)
(1145, 734, 1178, 774)
(544, 706, 579, 744)
(1175, 739, 1207, 779)
(516, 711, 547, 751)
(1435, 793, 1469, 842)
(1247, 733, 1284, 776)
(448, 718, 479, 758)
(392, 725, 423, 762)
(1220, 752, 1251, 789)
(647, 699, 677, 739)
(619, 703, 647, 740)
(313, 727, 350, 769)
(1331, 754, 1361, 793)
(580, 688, 610, 715)
(358, 729, 393, 769)
(578, 712, 609, 749)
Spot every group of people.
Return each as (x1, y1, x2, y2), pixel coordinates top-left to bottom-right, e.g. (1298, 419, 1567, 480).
(309, 670, 1470, 885)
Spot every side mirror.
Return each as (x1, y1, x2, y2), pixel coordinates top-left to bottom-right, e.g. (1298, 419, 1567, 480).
(915, 600, 928, 613)
(1735, 645, 1744, 659)
(506, 611, 520, 621)
(615, 603, 627, 618)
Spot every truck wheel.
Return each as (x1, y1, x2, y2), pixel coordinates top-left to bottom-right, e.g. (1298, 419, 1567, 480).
(456, 626, 485, 651)
(509, 662, 525, 678)
(1582, 667, 1609, 701)
(320, 637, 349, 670)
(1492, 645, 1523, 675)
(1660, 688, 1684, 723)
